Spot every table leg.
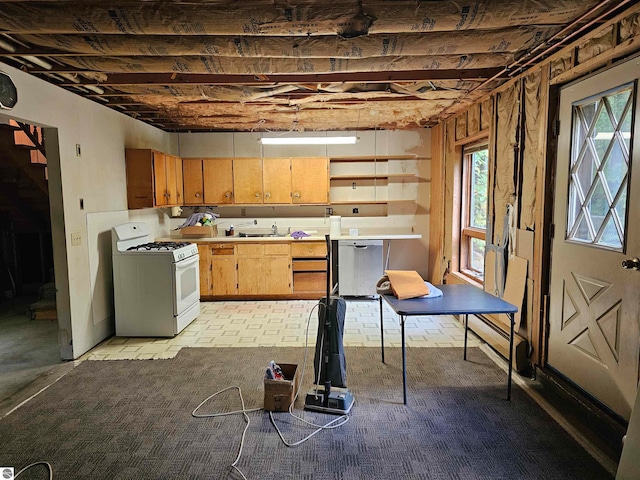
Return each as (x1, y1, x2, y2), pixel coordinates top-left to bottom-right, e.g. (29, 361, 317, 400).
(401, 314, 407, 405)
(463, 314, 469, 360)
(507, 312, 514, 401)
(379, 296, 385, 364)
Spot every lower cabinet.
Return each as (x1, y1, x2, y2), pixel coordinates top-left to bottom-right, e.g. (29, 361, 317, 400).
(199, 241, 328, 298)
(237, 243, 292, 295)
(198, 243, 237, 296)
(291, 241, 327, 298)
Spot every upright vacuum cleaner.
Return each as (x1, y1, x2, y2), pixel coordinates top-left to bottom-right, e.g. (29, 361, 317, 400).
(304, 235, 355, 415)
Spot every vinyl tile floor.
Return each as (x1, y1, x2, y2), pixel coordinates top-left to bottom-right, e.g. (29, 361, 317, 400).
(83, 299, 482, 361)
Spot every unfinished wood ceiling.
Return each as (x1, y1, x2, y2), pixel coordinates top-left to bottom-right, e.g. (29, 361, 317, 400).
(0, 1, 628, 132)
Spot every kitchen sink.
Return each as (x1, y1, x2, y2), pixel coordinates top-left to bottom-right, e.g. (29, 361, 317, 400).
(238, 232, 288, 237)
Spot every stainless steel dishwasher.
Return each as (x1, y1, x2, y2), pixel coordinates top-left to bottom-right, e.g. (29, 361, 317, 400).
(338, 239, 383, 296)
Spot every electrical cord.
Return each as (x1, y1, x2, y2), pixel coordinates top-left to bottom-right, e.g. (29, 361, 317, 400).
(192, 386, 260, 480)
(192, 299, 351, 478)
(14, 461, 53, 479)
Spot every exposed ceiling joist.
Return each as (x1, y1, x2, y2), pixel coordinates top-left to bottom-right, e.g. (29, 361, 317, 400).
(0, 0, 627, 132)
(51, 69, 507, 87)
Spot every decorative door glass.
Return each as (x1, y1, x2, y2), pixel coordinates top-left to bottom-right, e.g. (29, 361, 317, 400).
(567, 83, 634, 251)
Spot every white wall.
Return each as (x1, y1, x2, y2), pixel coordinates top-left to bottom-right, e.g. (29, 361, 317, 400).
(2, 64, 172, 359)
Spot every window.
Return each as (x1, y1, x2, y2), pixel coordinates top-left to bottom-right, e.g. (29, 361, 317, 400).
(460, 143, 489, 280)
(567, 83, 633, 251)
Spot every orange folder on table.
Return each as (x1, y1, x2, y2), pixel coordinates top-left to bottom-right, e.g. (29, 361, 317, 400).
(385, 270, 430, 300)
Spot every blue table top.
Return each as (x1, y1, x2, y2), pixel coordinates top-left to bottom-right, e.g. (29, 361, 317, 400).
(382, 284, 518, 316)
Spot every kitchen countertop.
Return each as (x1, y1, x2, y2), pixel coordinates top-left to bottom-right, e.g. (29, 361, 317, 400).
(157, 233, 421, 243)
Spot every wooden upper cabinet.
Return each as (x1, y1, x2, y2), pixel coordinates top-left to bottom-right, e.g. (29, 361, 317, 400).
(263, 157, 292, 204)
(152, 151, 168, 206)
(233, 157, 263, 204)
(165, 154, 182, 206)
(183, 158, 234, 205)
(125, 148, 181, 209)
(204, 158, 234, 205)
(292, 157, 329, 204)
(182, 158, 204, 204)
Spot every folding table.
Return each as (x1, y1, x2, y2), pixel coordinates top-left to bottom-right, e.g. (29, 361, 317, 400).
(379, 284, 518, 404)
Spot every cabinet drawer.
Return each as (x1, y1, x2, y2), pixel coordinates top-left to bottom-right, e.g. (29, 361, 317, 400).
(237, 243, 289, 256)
(264, 244, 290, 256)
(210, 244, 235, 256)
(237, 243, 263, 256)
(292, 260, 326, 272)
(291, 242, 326, 258)
(293, 272, 327, 293)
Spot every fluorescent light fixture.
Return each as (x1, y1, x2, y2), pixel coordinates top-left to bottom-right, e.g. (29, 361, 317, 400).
(259, 136, 358, 145)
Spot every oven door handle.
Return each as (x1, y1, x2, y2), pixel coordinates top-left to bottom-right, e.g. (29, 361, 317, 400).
(175, 255, 199, 270)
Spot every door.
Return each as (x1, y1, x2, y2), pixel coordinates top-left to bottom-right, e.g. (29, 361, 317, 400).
(548, 59, 640, 420)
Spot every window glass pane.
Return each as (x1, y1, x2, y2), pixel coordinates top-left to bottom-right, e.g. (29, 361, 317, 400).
(468, 149, 488, 229)
(567, 83, 633, 251)
(470, 238, 486, 273)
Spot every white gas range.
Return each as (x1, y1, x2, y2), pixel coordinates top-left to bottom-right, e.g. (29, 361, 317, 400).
(112, 222, 200, 337)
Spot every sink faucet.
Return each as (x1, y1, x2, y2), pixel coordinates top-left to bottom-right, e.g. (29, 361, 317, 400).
(272, 222, 278, 235)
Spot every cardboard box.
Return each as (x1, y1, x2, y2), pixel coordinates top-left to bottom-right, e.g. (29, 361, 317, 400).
(264, 363, 300, 412)
(180, 225, 217, 238)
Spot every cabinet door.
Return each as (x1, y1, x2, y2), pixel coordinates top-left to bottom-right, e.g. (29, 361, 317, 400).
(292, 157, 328, 204)
(197, 245, 211, 296)
(204, 158, 234, 204)
(211, 255, 237, 295)
(165, 155, 182, 206)
(237, 257, 262, 294)
(152, 151, 168, 206)
(183, 158, 204, 205)
(263, 157, 291, 204)
(262, 256, 292, 294)
(125, 149, 155, 209)
(233, 158, 263, 204)
(174, 156, 184, 206)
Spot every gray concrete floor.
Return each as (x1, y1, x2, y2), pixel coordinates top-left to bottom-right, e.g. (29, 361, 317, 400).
(0, 294, 66, 416)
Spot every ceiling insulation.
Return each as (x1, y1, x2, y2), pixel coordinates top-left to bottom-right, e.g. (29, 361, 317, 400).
(0, 0, 627, 132)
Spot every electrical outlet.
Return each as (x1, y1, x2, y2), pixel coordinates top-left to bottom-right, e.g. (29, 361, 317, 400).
(325, 207, 333, 215)
(71, 232, 82, 246)
(352, 208, 359, 214)
(241, 208, 246, 217)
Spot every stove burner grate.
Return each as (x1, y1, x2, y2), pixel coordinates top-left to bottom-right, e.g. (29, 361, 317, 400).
(127, 241, 191, 251)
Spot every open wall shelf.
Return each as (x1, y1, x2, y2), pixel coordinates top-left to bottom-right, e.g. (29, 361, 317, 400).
(329, 156, 420, 206)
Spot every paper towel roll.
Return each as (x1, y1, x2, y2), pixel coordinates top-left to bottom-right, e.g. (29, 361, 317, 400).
(330, 216, 342, 237)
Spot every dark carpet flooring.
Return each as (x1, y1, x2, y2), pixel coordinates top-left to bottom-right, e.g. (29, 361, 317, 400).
(0, 347, 613, 479)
